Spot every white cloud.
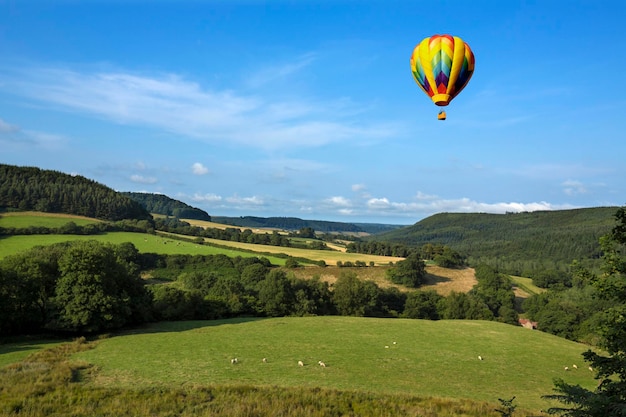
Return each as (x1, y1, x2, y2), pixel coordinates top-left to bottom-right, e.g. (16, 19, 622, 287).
(130, 174, 157, 184)
(562, 179, 587, 196)
(191, 193, 222, 203)
(191, 162, 209, 175)
(352, 183, 366, 192)
(326, 196, 351, 207)
(225, 195, 264, 206)
(3, 64, 398, 150)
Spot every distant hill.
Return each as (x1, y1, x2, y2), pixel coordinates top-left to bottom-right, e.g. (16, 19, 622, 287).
(0, 164, 151, 221)
(121, 192, 211, 221)
(211, 216, 405, 235)
(371, 207, 620, 274)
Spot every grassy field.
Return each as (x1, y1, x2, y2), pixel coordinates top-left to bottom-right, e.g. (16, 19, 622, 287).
(70, 317, 596, 412)
(0, 232, 289, 265)
(510, 275, 546, 296)
(0, 211, 101, 228)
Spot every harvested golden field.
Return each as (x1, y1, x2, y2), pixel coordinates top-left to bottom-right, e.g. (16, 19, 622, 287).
(287, 265, 477, 295)
(183, 218, 286, 234)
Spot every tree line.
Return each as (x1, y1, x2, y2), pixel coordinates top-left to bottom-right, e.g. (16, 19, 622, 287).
(0, 164, 151, 221)
(121, 191, 211, 221)
(0, 240, 516, 336)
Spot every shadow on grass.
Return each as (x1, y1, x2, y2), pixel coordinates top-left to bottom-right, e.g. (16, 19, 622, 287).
(422, 273, 452, 285)
(0, 335, 68, 356)
(116, 317, 269, 336)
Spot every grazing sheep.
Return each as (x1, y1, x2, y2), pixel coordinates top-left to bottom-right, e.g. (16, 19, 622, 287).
(385, 346, 389, 349)
(478, 356, 483, 361)
(564, 366, 569, 371)
(262, 358, 267, 363)
(589, 366, 594, 372)
(318, 361, 326, 368)
(298, 360, 304, 367)
(231, 358, 238, 364)
(573, 364, 578, 369)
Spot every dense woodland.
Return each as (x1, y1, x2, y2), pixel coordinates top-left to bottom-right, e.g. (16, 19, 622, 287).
(372, 208, 618, 276)
(0, 164, 151, 221)
(211, 215, 403, 234)
(122, 191, 211, 221)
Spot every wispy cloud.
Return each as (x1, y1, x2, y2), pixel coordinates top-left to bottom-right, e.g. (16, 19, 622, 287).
(130, 174, 158, 184)
(562, 179, 587, 196)
(0, 117, 67, 149)
(2, 63, 397, 149)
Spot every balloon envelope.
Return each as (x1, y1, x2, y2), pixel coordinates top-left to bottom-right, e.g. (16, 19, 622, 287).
(410, 34, 475, 107)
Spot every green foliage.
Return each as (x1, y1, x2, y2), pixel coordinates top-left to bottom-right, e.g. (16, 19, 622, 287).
(494, 396, 517, 417)
(121, 191, 211, 220)
(534, 269, 573, 289)
(50, 240, 151, 333)
(386, 252, 426, 287)
(373, 208, 618, 275)
(470, 265, 518, 324)
(402, 290, 443, 320)
(257, 270, 295, 317)
(0, 164, 151, 221)
(332, 272, 379, 316)
(544, 207, 626, 416)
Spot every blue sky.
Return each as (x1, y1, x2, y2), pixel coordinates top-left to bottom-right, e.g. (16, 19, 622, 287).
(1, 0, 625, 225)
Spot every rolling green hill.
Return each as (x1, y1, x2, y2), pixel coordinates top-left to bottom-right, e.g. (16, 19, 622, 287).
(372, 207, 619, 274)
(70, 317, 594, 412)
(121, 191, 211, 221)
(0, 164, 151, 221)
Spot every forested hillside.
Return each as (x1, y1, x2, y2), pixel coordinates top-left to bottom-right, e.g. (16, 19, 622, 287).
(371, 208, 619, 275)
(122, 191, 211, 221)
(212, 215, 403, 234)
(0, 164, 151, 221)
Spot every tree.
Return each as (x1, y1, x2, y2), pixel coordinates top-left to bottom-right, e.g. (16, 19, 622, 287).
(544, 207, 626, 416)
(50, 240, 150, 333)
(386, 252, 426, 287)
(403, 290, 443, 320)
(257, 270, 295, 317)
(332, 272, 379, 316)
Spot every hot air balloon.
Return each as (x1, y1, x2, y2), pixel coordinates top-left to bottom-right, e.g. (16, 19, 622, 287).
(410, 34, 475, 120)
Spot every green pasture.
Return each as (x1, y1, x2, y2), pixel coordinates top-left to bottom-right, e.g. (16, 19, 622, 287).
(510, 275, 546, 296)
(72, 317, 596, 412)
(0, 233, 287, 265)
(0, 339, 69, 368)
(0, 212, 98, 228)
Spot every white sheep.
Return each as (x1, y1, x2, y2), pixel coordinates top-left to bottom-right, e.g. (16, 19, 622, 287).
(231, 358, 238, 364)
(318, 361, 326, 368)
(298, 360, 304, 367)
(572, 364, 578, 369)
(564, 366, 569, 371)
(478, 356, 483, 361)
(262, 358, 267, 363)
(589, 366, 594, 372)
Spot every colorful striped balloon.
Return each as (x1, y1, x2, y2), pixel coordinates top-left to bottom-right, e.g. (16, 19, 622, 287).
(410, 34, 475, 107)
